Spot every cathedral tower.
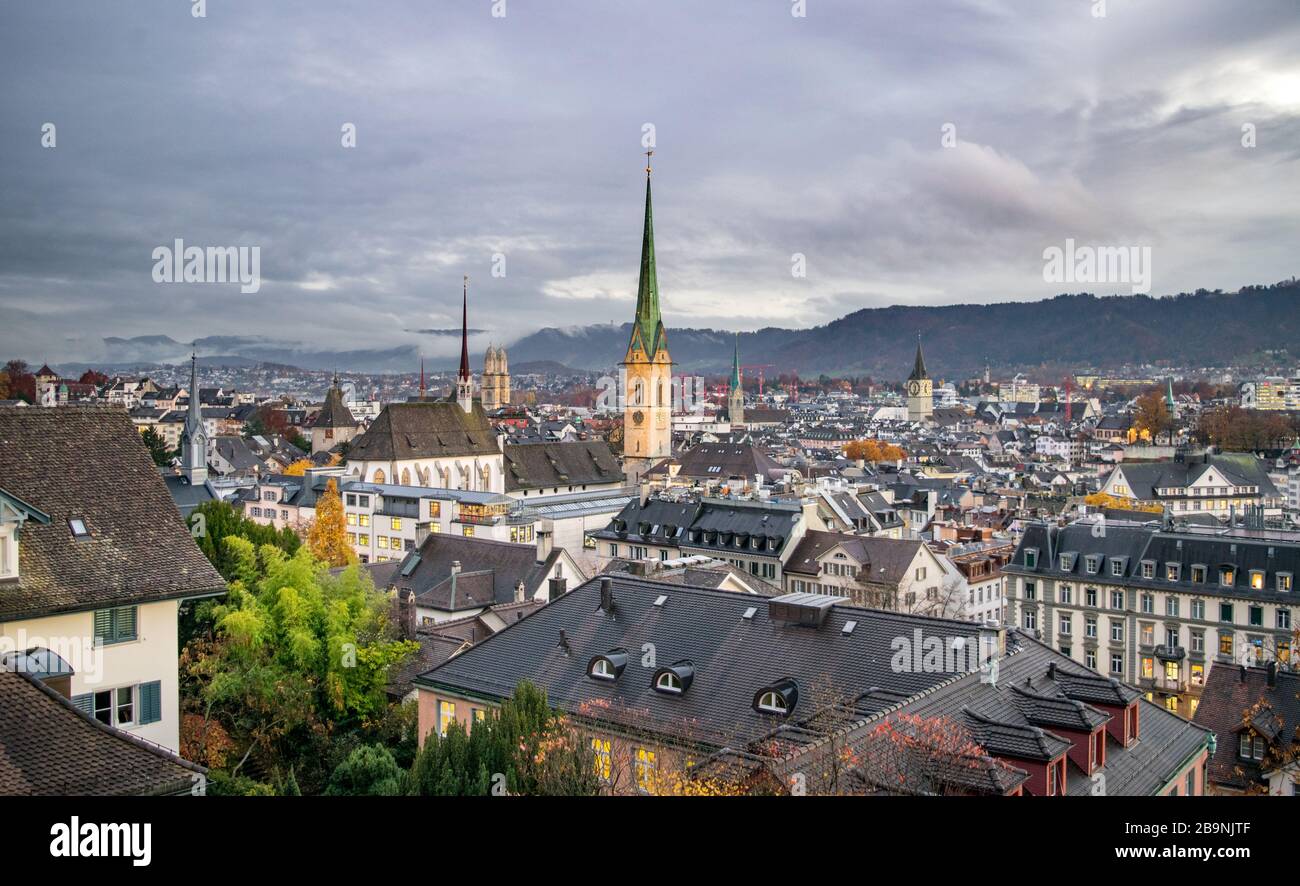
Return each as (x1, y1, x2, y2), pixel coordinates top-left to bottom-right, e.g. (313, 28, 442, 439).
(906, 335, 933, 422)
(728, 335, 744, 427)
(621, 154, 673, 468)
(482, 344, 511, 411)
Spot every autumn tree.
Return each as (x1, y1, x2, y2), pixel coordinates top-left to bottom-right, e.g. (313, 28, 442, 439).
(308, 478, 353, 567)
(1131, 391, 1174, 442)
(284, 458, 313, 476)
(844, 439, 906, 463)
(1083, 492, 1163, 514)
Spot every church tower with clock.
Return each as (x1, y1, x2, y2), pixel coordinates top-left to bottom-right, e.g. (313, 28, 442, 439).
(621, 153, 673, 476)
(906, 336, 933, 422)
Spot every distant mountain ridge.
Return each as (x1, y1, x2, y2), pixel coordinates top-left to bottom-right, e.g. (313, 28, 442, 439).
(506, 281, 1300, 378)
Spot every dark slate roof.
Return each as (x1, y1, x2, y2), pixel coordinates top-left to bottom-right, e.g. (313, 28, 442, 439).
(313, 382, 357, 429)
(503, 441, 622, 492)
(674, 442, 784, 481)
(883, 634, 1209, 795)
(783, 530, 924, 584)
(0, 665, 205, 795)
(394, 534, 559, 612)
(348, 400, 498, 461)
(964, 709, 1072, 762)
(0, 406, 226, 621)
(1112, 453, 1279, 501)
(1007, 519, 1300, 604)
(1193, 664, 1300, 791)
(162, 473, 215, 517)
(415, 575, 983, 750)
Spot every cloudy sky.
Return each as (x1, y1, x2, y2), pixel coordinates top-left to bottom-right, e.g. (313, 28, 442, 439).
(1, 0, 1297, 365)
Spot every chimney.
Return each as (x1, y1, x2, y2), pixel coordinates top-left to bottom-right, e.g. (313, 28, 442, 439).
(599, 578, 615, 615)
(978, 622, 1006, 669)
(449, 560, 461, 609)
(514, 580, 526, 604)
(639, 480, 650, 507)
(535, 520, 554, 563)
(397, 588, 416, 640)
(1240, 664, 1248, 683)
(548, 575, 567, 601)
(1268, 660, 1277, 687)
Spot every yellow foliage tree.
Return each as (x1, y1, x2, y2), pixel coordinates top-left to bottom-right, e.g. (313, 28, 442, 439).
(284, 458, 313, 476)
(1083, 492, 1163, 514)
(844, 439, 907, 464)
(308, 478, 355, 567)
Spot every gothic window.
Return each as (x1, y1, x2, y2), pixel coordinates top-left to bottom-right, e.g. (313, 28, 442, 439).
(632, 379, 644, 407)
(401, 468, 411, 485)
(373, 469, 386, 484)
(481, 466, 491, 491)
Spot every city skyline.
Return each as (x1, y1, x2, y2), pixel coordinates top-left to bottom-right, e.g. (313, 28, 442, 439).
(2, 0, 1298, 363)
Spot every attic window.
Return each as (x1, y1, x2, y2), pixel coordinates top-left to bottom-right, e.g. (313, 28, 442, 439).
(1023, 548, 1038, 569)
(587, 649, 628, 682)
(754, 679, 798, 716)
(842, 620, 858, 635)
(653, 662, 694, 695)
(742, 606, 757, 620)
(68, 518, 89, 538)
(653, 595, 667, 607)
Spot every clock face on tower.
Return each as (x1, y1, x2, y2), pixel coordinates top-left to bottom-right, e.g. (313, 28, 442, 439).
(632, 410, 645, 426)
(908, 381, 921, 396)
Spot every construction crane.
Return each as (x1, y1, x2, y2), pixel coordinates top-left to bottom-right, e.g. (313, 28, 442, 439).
(740, 363, 776, 395)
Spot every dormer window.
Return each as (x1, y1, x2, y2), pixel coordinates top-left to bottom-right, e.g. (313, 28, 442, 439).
(1279, 573, 1293, 593)
(0, 524, 16, 581)
(1191, 564, 1207, 583)
(1085, 556, 1100, 575)
(1023, 548, 1038, 569)
(587, 649, 628, 682)
(1110, 558, 1126, 577)
(754, 678, 799, 716)
(1219, 567, 1235, 587)
(1166, 563, 1181, 581)
(652, 662, 694, 695)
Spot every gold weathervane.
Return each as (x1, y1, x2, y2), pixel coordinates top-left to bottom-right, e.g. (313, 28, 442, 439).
(645, 149, 654, 176)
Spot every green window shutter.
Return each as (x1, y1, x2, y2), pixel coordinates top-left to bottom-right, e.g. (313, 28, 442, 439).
(71, 693, 94, 717)
(93, 609, 111, 644)
(117, 606, 137, 642)
(139, 681, 162, 724)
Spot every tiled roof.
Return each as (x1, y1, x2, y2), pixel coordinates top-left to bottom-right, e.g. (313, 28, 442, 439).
(0, 665, 205, 795)
(415, 575, 983, 750)
(1193, 664, 1300, 790)
(783, 530, 923, 585)
(395, 534, 560, 612)
(348, 400, 499, 461)
(0, 406, 226, 621)
(503, 441, 622, 492)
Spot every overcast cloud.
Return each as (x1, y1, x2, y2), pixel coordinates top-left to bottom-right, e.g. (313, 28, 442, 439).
(1, 0, 1297, 365)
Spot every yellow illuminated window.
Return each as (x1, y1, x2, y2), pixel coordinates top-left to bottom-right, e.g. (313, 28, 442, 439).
(1141, 657, 1154, 679)
(635, 747, 656, 793)
(429, 501, 441, 518)
(592, 738, 611, 782)
(462, 525, 475, 537)
(391, 517, 402, 531)
(358, 534, 369, 546)
(346, 513, 357, 526)
(358, 514, 370, 527)
(438, 701, 455, 736)
(377, 536, 388, 549)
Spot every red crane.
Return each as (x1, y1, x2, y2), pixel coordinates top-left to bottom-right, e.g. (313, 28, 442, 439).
(740, 363, 776, 395)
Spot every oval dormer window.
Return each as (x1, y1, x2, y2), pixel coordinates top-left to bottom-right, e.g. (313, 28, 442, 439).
(652, 661, 695, 695)
(656, 672, 682, 693)
(588, 648, 628, 682)
(754, 678, 798, 716)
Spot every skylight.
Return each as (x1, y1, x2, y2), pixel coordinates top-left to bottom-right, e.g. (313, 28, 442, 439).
(68, 518, 89, 538)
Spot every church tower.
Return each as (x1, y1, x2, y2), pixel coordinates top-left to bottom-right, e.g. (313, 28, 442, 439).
(728, 335, 744, 428)
(455, 275, 474, 413)
(180, 352, 208, 484)
(621, 153, 673, 469)
(906, 336, 933, 422)
(482, 344, 511, 411)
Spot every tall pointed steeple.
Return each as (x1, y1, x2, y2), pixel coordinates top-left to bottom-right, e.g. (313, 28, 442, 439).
(730, 335, 741, 391)
(908, 334, 928, 381)
(628, 152, 666, 359)
(456, 275, 473, 412)
(180, 351, 208, 484)
(728, 334, 744, 428)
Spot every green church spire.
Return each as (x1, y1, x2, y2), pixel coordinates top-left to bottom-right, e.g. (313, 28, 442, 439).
(629, 154, 666, 359)
(730, 334, 741, 391)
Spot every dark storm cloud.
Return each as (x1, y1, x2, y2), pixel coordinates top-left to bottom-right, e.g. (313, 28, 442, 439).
(0, 0, 1297, 363)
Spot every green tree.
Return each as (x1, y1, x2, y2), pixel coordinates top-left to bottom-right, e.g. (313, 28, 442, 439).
(325, 744, 404, 795)
(408, 681, 600, 796)
(181, 540, 417, 792)
(140, 426, 172, 466)
(188, 499, 301, 581)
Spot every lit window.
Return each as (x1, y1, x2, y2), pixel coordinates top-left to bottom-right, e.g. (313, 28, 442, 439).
(391, 517, 402, 531)
(592, 738, 611, 782)
(438, 701, 456, 736)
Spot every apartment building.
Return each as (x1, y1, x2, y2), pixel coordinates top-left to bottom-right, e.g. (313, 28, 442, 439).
(1004, 517, 1300, 719)
(1099, 452, 1282, 520)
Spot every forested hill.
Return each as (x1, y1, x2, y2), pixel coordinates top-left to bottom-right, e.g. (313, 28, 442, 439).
(506, 281, 1299, 379)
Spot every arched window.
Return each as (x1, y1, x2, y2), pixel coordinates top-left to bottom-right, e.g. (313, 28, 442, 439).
(591, 659, 615, 680)
(480, 466, 491, 491)
(655, 671, 682, 693)
(632, 379, 644, 406)
(757, 690, 787, 714)
(373, 469, 386, 484)
(401, 468, 411, 485)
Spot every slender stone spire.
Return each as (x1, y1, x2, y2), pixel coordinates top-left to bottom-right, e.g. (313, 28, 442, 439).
(730, 334, 742, 392)
(628, 152, 666, 359)
(458, 275, 471, 382)
(456, 275, 473, 412)
(181, 351, 207, 484)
